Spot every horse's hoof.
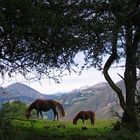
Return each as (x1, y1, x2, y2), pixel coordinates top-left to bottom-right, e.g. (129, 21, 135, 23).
(82, 126, 87, 130)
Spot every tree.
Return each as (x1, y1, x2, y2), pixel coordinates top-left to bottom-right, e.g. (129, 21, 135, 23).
(0, 0, 140, 128)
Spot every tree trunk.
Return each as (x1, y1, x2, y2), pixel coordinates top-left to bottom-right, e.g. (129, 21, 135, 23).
(103, 24, 126, 112)
(103, 24, 140, 129)
(122, 25, 140, 129)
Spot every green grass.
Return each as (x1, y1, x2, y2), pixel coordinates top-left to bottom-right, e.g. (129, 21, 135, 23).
(2, 119, 140, 140)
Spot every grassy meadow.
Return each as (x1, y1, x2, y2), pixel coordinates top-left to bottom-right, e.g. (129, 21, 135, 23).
(2, 119, 140, 140)
(0, 101, 140, 140)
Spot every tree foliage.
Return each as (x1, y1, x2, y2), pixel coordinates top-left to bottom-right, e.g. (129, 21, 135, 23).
(0, 100, 27, 119)
(0, 0, 124, 76)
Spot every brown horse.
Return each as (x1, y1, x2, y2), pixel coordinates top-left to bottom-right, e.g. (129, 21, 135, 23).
(73, 111, 95, 126)
(26, 99, 65, 121)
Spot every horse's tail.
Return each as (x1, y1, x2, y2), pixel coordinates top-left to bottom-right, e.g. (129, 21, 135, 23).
(56, 101, 65, 117)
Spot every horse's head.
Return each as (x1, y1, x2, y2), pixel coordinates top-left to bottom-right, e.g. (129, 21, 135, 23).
(73, 118, 77, 125)
(26, 109, 30, 119)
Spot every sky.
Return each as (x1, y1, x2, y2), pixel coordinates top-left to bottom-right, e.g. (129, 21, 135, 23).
(0, 52, 125, 95)
(0, 66, 124, 95)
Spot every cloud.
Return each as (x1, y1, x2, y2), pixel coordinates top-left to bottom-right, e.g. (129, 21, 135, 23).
(1, 63, 124, 95)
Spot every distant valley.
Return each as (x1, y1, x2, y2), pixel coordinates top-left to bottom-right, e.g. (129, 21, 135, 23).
(0, 80, 137, 120)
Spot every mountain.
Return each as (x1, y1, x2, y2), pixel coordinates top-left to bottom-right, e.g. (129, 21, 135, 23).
(62, 80, 140, 120)
(0, 82, 54, 103)
(0, 81, 123, 119)
(56, 81, 125, 120)
(1, 80, 138, 120)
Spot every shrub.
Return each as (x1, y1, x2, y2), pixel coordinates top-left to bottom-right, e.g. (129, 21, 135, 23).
(0, 102, 15, 140)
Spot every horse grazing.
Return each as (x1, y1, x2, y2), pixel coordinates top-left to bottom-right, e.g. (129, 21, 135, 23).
(26, 99, 65, 121)
(73, 111, 95, 126)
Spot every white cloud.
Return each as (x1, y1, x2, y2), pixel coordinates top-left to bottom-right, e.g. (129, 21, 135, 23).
(0, 66, 124, 94)
(0, 52, 125, 95)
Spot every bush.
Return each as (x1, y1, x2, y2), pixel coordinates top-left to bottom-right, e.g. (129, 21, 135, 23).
(0, 102, 15, 140)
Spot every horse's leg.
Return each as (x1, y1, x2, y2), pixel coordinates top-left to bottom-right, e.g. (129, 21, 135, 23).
(90, 118, 93, 126)
(82, 119, 85, 127)
(81, 115, 86, 127)
(91, 117, 95, 126)
(52, 108, 56, 121)
(40, 111, 43, 119)
(54, 111, 59, 121)
(56, 111, 59, 121)
(90, 113, 95, 126)
(52, 108, 58, 121)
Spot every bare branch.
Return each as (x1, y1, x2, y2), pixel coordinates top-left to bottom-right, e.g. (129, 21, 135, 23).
(103, 23, 126, 111)
(111, 110, 122, 120)
(117, 73, 125, 80)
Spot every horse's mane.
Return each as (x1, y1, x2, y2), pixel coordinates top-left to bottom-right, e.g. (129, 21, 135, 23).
(27, 99, 37, 111)
(74, 113, 80, 121)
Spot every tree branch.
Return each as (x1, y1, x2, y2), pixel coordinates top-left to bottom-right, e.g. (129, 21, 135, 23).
(103, 24, 126, 111)
(117, 73, 125, 80)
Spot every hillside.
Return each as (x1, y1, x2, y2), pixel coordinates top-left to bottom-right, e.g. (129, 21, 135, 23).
(1, 80, 138, 120)
(63, 80, 140, 119)
(56, 81, 124, 120)
(0, 82, 52, 103)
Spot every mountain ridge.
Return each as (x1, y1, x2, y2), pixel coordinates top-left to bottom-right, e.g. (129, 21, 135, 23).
(0, 80, 131, 119)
